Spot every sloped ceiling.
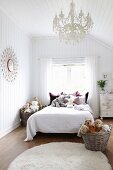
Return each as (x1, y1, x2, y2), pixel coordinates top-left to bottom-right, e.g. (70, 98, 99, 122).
(0, 0, 113, 47)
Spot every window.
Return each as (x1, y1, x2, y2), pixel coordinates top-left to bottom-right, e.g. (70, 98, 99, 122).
(51, 64, 87, 94)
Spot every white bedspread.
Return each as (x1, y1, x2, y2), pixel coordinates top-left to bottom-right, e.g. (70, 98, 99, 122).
(24, 105, 94, 141)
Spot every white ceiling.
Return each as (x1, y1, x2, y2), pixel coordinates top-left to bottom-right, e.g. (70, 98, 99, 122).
(0, 0, 113, 47)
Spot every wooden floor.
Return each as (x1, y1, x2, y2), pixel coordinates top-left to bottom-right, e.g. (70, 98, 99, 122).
(0, 118, 113, 170)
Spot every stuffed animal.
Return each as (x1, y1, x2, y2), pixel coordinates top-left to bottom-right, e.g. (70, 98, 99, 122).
(24, 100, 40, 113)
(102, 124, 111, 132)
(23, 102, 30, 109)
(77, 124, 89, 137)
(67, 98, 74, 108)
(23, 102, 30, 113)
(94, 119, 103, 132)
(30, 100, 39, 112)
(88, 124, 95, 133)
(51, 98, 60, 107)
(84, 119, 92, 127)
(84, 119, 95, 133)
(33, 97, 43, 109)
(51, 95, 67, 107)
(58, 95, 67, 107)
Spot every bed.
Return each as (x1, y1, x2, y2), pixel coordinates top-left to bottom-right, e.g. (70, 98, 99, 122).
(24, 104, 94, 141)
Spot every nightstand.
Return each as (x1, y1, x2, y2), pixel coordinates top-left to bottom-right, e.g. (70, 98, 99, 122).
(100, 94, 113, 119)
(20, 109, 36, 126)
(20, 106, 46, 126)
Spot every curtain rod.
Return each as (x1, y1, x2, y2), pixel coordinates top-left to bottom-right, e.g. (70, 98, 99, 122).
(37, 57, 85, 59)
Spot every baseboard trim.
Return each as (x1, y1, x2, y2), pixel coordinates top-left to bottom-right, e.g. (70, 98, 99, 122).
(0, 121, 20, 139)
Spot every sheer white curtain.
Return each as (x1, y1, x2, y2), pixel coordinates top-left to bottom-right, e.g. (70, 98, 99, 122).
(86, 56, 99, 118)
(37, 58, 52, 105)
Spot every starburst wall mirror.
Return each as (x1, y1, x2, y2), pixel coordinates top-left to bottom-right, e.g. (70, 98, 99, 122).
(1, 47, 18, 82)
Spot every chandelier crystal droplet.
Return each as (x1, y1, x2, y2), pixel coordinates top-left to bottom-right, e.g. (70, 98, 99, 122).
(53, 0, 93, 43)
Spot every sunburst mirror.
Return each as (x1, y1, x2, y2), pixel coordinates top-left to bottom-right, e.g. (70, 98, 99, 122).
(1, 47, 18, 82)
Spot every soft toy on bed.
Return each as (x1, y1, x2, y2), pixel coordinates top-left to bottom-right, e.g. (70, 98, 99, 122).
(77, 124, 89, 137)
(58, 95, 67, 107)
(51, 98, 60, 107)
(51, 95, 67, 107)
(66, 98, 74, 108)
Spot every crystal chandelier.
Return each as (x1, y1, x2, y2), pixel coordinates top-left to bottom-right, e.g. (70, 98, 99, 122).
(53, 0, 93, 43)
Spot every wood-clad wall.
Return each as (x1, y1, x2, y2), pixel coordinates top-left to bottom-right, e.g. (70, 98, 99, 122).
(0, 10, 31, 138)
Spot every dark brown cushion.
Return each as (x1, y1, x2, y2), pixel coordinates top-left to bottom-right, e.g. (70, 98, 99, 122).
(49, 92, 59, 105)
(85, 92, 89, 104)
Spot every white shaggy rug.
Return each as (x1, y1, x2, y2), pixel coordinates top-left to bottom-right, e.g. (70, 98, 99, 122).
(8, 142, 112, 170)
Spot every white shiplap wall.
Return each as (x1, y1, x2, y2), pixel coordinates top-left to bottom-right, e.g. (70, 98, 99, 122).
(32, 35, 113, 88)
(32, 36, 113, 117)
(0, 10, 31, 138)
(32, 36, 113, 60)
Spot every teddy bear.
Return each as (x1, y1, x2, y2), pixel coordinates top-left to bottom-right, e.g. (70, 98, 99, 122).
(88, 124, 95, 133)
(23, 102, 31, 113)
(77, 124, 89, 137)
(33, 97, 43, 109)
(94, 119, 103, 132)
(101, 124, 111, 132)
(30, 100, 39, 112)
(84, 119, 92, 127)
(84, 119, 95, 133)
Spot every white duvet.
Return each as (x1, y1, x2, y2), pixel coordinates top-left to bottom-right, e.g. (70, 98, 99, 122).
(24, 105, 94, 141)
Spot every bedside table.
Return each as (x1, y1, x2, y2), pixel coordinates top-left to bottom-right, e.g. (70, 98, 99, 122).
(100, 94, 113, 119)
(20, 109, 36, 126)
(20, 106, 46, 126)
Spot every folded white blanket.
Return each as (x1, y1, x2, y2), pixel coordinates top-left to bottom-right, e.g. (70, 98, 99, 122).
(74, 104, 93, 114)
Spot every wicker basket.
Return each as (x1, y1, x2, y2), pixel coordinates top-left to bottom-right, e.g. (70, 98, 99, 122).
(82, 126, 112, 151)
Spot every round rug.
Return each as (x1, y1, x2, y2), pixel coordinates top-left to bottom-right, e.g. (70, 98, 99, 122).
(8, 142, 111, 170)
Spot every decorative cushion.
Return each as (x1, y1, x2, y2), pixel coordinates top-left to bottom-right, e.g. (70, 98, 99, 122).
(49, 92, 59, 105)
(85, 92, 89, 104)
(62, 91, 89, 104)
(73, 97, 80, 105)
(79, 96, 85, 104)
(73, 91, 89, 104)
(50, 91, 89, 106)
(72, 91, 82, 97)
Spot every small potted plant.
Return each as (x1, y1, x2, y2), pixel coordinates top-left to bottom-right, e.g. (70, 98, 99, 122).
(97, 80, 106, 93)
